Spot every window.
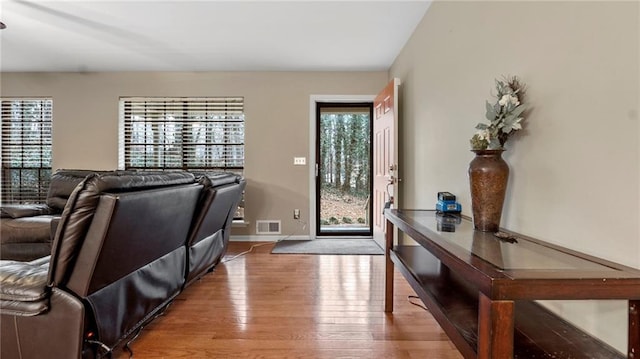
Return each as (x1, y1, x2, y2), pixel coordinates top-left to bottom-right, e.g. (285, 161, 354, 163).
(119, 97, 245, 218)
(1, 98, 53, 204)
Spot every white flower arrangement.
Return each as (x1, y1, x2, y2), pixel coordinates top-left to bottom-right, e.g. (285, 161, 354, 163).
(470, 76, 527, 150)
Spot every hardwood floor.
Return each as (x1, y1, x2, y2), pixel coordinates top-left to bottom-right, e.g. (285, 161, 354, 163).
(113, 241, 463, 359)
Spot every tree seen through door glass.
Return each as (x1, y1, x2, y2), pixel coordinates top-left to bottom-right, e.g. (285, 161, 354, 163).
(318, 109, 371, 234)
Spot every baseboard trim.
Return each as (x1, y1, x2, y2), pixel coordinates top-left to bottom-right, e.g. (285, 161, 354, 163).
(230, 235, 310, 242)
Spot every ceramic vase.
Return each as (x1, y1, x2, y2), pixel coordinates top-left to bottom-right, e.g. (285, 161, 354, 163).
(468, 149, 509, 232)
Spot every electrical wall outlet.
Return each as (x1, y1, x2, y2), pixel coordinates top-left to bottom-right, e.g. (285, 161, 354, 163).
(293, 157, 306, 165)
(293, 209, 300, 219)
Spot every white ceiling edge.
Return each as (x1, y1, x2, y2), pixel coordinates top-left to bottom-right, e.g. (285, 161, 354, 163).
(0, 0, 432, 72)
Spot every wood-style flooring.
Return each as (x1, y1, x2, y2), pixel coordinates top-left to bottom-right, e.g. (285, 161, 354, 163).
(113, 241, 463, 359)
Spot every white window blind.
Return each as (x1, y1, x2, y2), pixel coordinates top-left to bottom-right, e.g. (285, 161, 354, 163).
(119, 97, 244, 174)
(1, 98, 53, 204)
(119, 97, 245, 219)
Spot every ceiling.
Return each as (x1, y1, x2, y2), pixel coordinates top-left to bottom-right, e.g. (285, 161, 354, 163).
(0, 0, 431, 72)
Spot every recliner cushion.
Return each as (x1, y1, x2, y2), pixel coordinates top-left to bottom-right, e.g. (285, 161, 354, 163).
(1, 216, 57, 244)
(46, 170, 97, 211)
(197, 172, 241, 188)
(0, 256, 51, 316)
(1, 204, 54, 219)
(1, 215, 59, 261)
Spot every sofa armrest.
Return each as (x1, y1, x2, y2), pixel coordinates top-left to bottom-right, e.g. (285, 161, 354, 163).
(0, 257, 51, 316)
(1, 204, 55, 219)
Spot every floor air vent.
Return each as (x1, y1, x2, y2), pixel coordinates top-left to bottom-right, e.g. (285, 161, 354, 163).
(256, 220, 281, 234)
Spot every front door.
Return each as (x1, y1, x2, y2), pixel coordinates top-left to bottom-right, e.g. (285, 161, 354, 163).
(372, 78, 400, 249)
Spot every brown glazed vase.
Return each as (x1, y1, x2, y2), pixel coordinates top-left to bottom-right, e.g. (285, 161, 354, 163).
(468, 149, 509, 232)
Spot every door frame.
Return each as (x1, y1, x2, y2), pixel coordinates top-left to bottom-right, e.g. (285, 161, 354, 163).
(308, 95, 375, 240)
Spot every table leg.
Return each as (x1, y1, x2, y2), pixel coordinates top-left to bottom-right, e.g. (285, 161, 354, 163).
(630, 300, 640, 359)
(384, 219, 394, 313)
(477, 293, 514, 359)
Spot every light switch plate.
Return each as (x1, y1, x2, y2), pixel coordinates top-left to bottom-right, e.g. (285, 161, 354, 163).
(294, 157, 306, 165)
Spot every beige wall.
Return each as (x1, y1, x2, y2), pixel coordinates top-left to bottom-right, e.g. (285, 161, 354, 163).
(0, 71, 388, 236)
(390, 0, 639, 353)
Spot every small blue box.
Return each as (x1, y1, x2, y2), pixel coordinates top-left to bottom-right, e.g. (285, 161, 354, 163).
(436, 200, 461, 213)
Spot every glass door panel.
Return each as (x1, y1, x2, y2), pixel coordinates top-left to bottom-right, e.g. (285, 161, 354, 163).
(316, 103, 373, 236)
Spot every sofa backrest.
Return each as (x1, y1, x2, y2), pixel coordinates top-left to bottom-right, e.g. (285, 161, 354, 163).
(216, 177, 246, 246)
(185, 173, 246, 284)
(47, 171, 198, 290)
(188, 173, 244, 246)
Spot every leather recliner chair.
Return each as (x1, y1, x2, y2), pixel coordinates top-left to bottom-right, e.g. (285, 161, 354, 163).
(0, 171, 202, 358)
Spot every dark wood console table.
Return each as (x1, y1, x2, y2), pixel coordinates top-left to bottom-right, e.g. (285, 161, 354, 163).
(384, 209, 640, 359)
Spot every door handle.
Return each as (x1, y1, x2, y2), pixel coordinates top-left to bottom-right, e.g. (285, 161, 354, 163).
(388, 164, 400, 183)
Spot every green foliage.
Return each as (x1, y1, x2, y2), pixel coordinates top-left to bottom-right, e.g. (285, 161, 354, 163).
(471, 76, 527, 150)
(357, 217, 365, 224)
(319, 111, 370, 198)
(319, 110, 371, 227)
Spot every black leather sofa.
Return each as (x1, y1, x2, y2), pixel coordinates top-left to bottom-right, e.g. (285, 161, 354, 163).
(0, 170, 245, 358)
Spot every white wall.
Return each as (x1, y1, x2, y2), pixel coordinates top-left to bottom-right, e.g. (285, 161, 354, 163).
(390, 0, 639, 353)
(0, 71, 387, 237)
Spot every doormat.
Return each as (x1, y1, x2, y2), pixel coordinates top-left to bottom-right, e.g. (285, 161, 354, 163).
(271, 239, 383, 255)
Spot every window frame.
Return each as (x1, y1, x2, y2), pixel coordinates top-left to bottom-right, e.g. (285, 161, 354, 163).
(1, 98, 53, 204)
(119, 97, 244, 173)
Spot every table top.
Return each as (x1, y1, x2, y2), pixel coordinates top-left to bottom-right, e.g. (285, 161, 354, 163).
(385, 209, 640, 299)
